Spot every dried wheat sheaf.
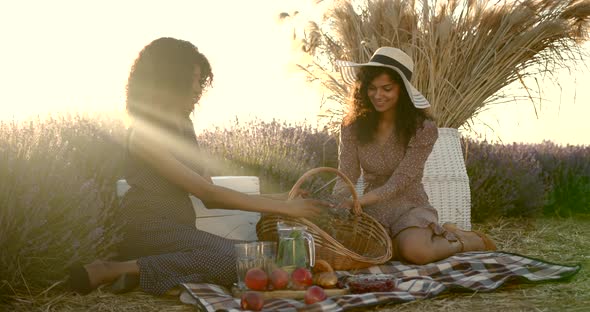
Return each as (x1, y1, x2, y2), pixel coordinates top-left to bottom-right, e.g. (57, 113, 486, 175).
(294, 0, 590, 130)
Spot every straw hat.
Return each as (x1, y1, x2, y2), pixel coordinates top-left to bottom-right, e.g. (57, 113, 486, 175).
(336, 47, 430, 109)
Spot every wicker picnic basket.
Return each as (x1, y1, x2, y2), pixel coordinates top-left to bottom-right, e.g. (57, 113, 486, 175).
(256, 167, 393, 271)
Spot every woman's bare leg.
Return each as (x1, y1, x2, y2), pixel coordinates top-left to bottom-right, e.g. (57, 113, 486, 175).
(83, 259, 139, 289)
(394, 227, 485, 265)
(394, 227, 459, 265)
(442, 223, 497, 251)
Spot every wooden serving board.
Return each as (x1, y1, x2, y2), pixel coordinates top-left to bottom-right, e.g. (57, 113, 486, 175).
(231, 286, 349, 299)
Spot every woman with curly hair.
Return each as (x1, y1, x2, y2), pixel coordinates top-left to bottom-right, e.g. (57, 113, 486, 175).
(334, 47, 496, 265)
(68, 37, 327, 295)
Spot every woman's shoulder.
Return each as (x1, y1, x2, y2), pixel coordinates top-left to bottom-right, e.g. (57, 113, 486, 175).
(411, 118, 438, 145)
(127, 122, 168, 156)
(420, 119, 438, 134)
(340, 121, 355, 135)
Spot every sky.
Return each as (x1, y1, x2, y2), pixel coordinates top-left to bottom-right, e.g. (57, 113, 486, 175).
(0, 0, 589, 146)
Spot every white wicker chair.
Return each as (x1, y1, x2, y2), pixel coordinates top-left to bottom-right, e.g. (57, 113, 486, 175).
(422, 128, 471, 230)
(355, 128, 471, 230)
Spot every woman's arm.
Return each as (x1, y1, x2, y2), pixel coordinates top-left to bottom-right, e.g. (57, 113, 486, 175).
(360, 120, 438, 206)
(257, 188, 310, 201)
(129, 125, 324, 218)
(256, 193, 289, 200)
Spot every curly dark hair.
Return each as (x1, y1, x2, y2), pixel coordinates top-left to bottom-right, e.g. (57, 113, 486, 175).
(126, 37, 213, 128)
(343, 66, 432, 147)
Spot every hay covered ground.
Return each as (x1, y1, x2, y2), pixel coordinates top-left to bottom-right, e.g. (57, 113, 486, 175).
(5, 217, 588, 312)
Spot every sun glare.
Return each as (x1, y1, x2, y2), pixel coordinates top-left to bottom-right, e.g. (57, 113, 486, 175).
(0, 0, 589, 145)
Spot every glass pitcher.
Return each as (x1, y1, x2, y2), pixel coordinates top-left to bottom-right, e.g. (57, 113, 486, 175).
(276, 221, 315, 273)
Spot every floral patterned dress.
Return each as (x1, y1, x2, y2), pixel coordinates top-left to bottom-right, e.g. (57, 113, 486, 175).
(335, 119, 456, 241)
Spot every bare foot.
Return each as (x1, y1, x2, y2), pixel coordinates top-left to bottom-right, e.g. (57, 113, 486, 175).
(443, 224, 487, 252)
(453, 230, 486, 251)
(83, 260, 121, 289)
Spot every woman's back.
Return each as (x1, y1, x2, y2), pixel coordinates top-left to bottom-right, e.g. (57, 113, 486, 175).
(119, 120, 198, 225)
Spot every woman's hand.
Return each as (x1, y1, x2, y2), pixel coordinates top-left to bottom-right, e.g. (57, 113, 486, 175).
(282, 198, 331, 218)
(289, 188, 310, 199)
(336, 198, 354, 210)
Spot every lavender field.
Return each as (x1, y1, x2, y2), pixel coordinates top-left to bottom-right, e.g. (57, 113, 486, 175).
(1, 115, 588, 310)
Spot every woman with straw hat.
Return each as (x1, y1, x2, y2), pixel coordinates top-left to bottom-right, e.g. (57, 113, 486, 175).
(335, 47, 496, 264)
(67, 37, 328, 295)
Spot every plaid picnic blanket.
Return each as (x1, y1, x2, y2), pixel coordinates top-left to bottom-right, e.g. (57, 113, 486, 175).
(179, 251, 580, 312)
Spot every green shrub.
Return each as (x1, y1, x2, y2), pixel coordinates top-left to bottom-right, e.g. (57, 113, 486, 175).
(196, 119, 338, 193)
(465, 139, 590, 220)
(533, 142, 590, 217)
(464, 140, 547, 221)
(0, 115, 125, 300)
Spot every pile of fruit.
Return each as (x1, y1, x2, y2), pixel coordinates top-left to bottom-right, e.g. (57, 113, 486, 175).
(240, 259, 339, 311)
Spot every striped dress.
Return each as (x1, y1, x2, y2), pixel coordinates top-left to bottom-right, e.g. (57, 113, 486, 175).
(114, 118, 238, 295)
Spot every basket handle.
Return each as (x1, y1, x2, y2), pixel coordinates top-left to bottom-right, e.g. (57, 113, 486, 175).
(288, 167, 362, 215)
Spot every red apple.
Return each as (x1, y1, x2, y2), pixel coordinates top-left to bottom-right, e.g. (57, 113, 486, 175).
(241, 291, 265, 311)
(291, 267, 313, 290)
(270, 268, 290, 290)
(304, 285, 327, 304)
(245, 268, 268, 291)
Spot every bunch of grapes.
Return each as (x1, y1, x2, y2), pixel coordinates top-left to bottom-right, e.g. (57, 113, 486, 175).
(298, 172, 363, 240)
(313, 205, 356, 238)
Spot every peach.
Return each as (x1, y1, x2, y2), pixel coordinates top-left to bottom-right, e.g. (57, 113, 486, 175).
(304, 285, 327, 304)
(291, 267, 313, 290)
(240, 291, 265, 311)
(270, 268, 290, 290)
(245, 268, 268, 291)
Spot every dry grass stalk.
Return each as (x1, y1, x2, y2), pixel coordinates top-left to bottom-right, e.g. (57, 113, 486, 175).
(295, 0, 590, 130)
